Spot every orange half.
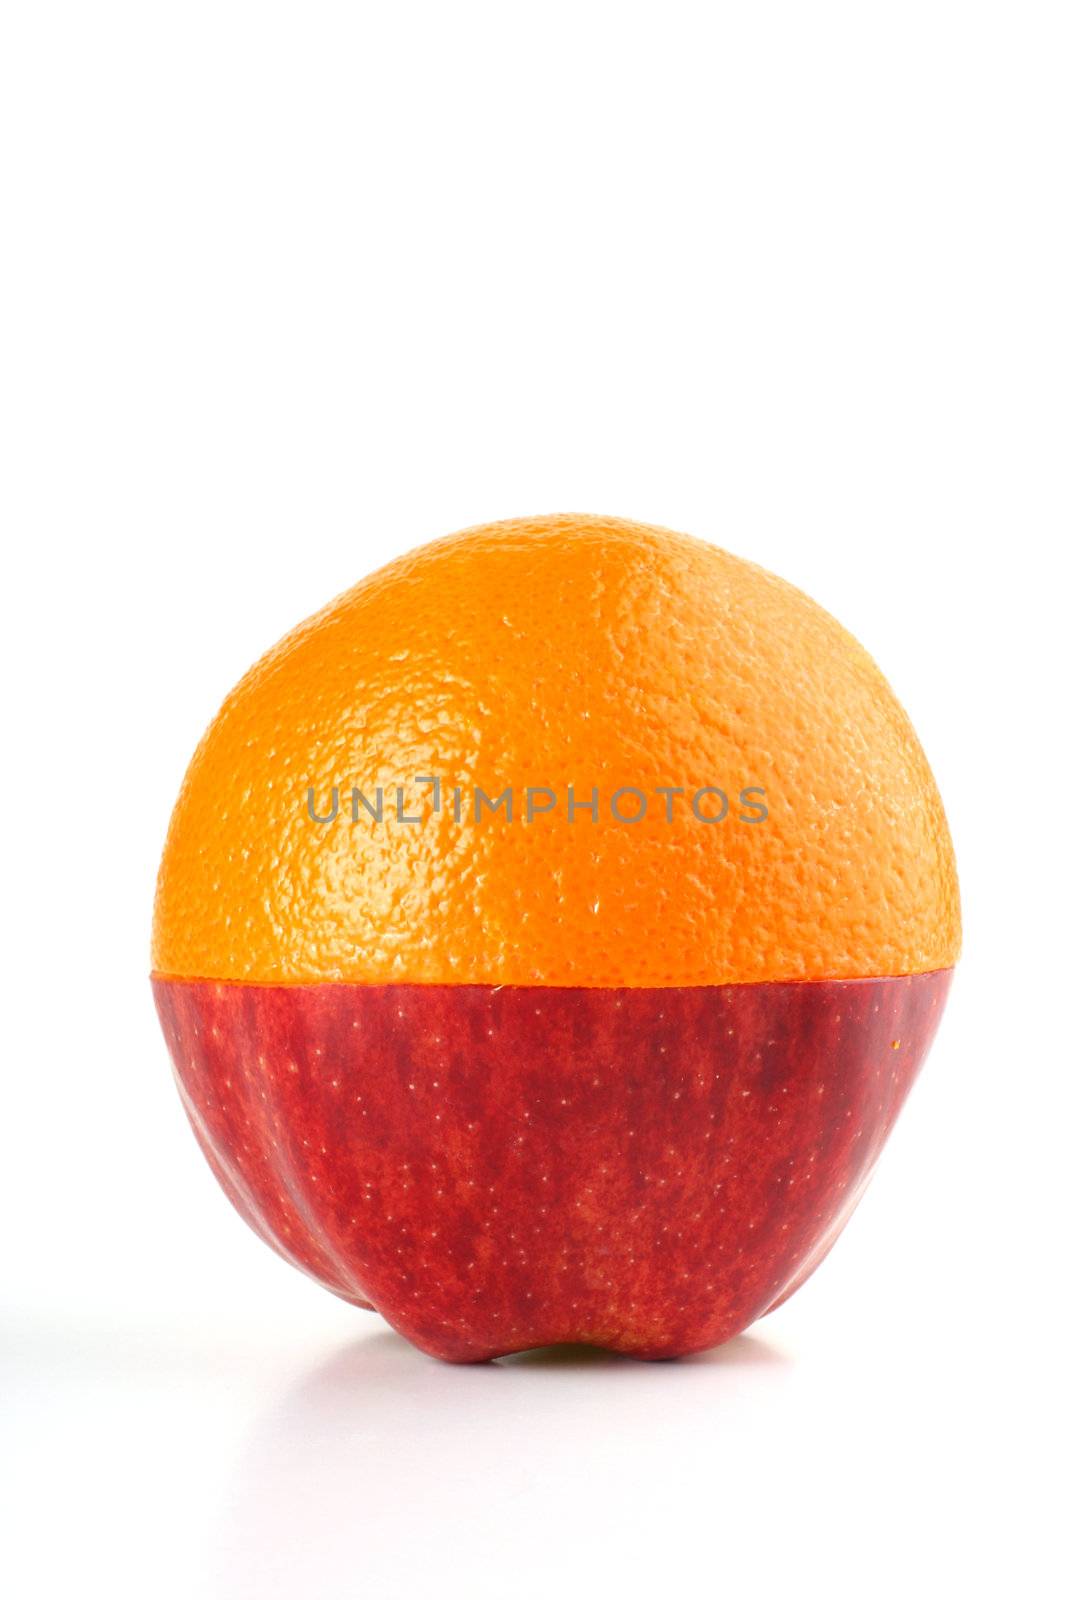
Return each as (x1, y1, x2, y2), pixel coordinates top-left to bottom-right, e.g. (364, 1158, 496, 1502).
(152, 513, 960, 988)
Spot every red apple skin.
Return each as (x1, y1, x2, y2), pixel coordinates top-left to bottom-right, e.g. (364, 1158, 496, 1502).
(153, 972, 951, 1361)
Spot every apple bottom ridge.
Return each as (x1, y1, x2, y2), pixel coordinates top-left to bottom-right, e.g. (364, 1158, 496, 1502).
(153, 972, 952, 1362)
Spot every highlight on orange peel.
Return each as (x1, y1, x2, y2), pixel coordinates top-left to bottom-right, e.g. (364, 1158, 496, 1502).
(153, 514, 959, 1361)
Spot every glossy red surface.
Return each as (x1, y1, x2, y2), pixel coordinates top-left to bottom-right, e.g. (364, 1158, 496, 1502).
(154, 972, 951, 1360)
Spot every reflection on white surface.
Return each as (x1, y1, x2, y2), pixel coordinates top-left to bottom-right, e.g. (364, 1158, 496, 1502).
(215, 1328, 788, 1599)
(3, 1305, 792, 1600)
(4, 1267, 1060, 1600)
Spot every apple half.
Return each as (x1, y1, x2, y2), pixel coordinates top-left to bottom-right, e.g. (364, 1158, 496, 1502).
(153, 972, 951, 1361)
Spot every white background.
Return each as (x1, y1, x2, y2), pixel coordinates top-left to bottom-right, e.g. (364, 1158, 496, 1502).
(2, 4, 1065, 1597)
